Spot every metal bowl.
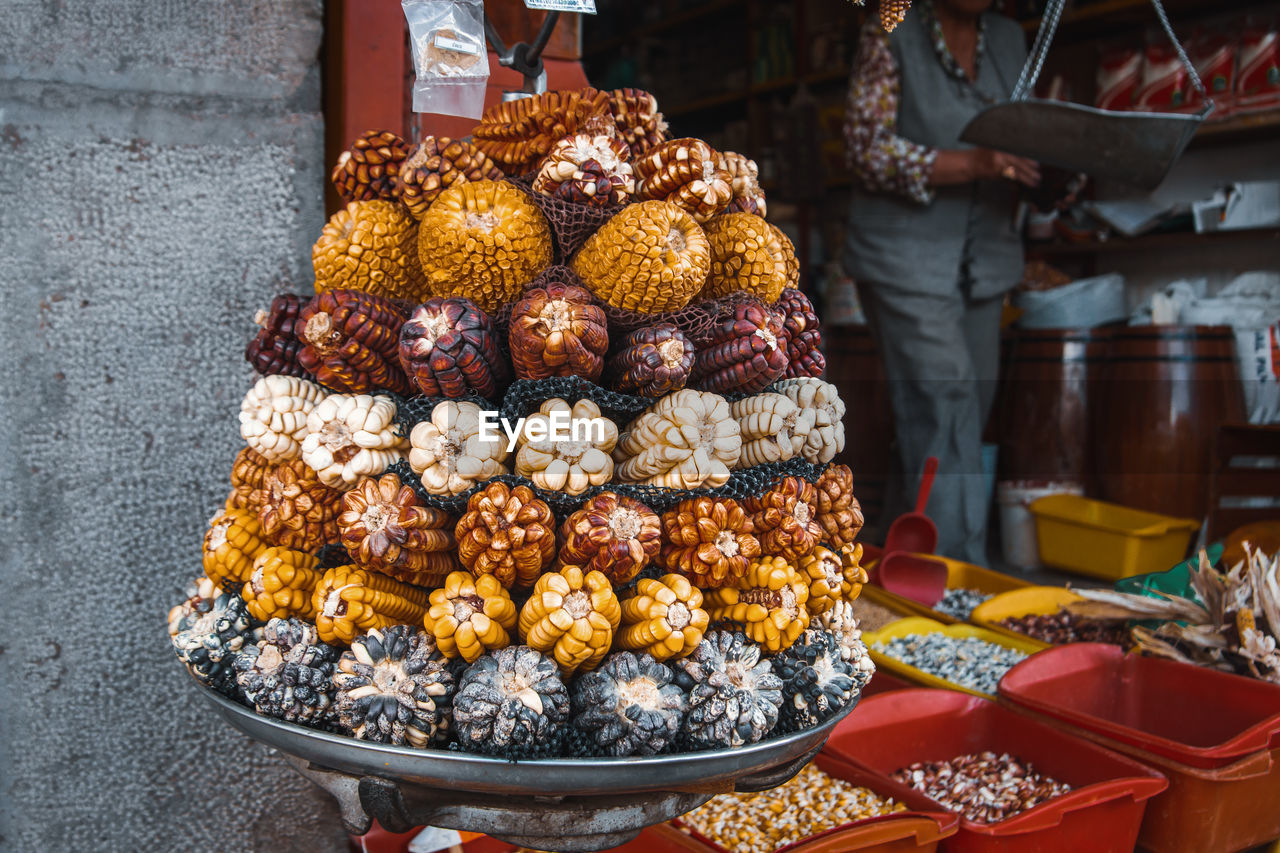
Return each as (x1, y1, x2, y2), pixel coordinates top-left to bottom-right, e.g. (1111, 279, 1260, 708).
(199, 685, 860, 851)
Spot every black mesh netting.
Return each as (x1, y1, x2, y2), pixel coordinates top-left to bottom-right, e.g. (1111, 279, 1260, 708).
(390, 374, 791, 436)
(500, 376, 654, 425)
(384, 456, 829, 517)
(315, 363, 783, 442)
(603, 291, 770, 345)
(506, 175, 622, 263)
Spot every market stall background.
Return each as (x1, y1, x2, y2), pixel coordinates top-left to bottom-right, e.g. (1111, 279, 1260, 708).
(0, 0, 348, 850)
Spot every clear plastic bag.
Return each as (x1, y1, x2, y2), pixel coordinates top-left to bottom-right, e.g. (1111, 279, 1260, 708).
(403, 0, 489, 119)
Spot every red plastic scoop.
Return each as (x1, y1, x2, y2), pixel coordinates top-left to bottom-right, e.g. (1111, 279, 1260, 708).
(877, 551, 949, 606)
(883, 456, 939, 555)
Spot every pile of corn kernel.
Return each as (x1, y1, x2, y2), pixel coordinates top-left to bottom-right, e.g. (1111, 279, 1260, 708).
(849, 597, 901, 632)
(679, 764, 907, 852)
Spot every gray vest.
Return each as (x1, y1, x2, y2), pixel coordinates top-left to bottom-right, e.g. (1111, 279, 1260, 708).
(843, 8, 1027, 300)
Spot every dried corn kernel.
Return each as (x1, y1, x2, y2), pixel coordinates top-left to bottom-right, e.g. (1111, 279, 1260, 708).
(680, 764, 906, 853)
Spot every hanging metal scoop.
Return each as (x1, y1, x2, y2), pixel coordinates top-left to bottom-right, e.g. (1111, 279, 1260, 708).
(960, 0, 1212, 191)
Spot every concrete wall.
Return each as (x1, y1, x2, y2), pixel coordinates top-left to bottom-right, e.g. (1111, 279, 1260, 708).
(0, 2, 345, 850)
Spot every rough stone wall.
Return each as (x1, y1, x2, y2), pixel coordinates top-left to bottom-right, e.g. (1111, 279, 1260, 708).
(0, 2, 345, 850)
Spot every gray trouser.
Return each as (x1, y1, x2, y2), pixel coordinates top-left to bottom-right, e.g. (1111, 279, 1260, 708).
(857, 279, 1003, 565)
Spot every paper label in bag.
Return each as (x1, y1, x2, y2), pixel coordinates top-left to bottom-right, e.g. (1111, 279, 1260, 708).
(435, 33, 480, 55)
(408, 826, 463, 853)
(524, 0, 597, 13)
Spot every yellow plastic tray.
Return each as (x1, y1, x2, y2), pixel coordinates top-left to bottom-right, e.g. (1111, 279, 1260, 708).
(863, 554, 1032, 625)
(968, 586, 1084, 649)
(1030, 494, 1199, 581)
(862, 616, 1044, 699)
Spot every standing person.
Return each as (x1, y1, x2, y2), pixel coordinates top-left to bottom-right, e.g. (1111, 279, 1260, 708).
(843, 0, 1039, 565)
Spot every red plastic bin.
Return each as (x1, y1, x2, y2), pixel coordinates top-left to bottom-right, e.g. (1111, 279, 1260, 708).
(998, 643, 1280, 852)
(825, 688, 1168, 853)
(997, 642, 1280, 770)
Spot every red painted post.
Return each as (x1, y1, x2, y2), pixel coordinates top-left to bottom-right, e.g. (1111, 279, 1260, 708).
(324, 0, 408, 214)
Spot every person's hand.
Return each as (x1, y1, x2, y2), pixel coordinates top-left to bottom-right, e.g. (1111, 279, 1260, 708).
(969, 148, 1041, 187)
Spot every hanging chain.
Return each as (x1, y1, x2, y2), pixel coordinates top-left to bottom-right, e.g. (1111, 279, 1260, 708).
(1011, 0, 1066, 101)
(1011, 0, 1207, 104)
(1151, 0, 1207, 99)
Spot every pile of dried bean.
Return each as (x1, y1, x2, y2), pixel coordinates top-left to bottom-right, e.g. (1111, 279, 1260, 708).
(849, 597, 902, 632)
(933, 587, 992, 620)
(872, 633, 1027, 694)
(999, 610, 1131, 646)
(892, 751, 1071, 823)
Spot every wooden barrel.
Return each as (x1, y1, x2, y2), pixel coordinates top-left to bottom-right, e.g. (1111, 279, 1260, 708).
(824, 325, 895, 532)
(1094, 325, 1245, 520)
(996, 328, 1108, 489)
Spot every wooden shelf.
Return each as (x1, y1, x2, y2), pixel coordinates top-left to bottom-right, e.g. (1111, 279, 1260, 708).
(664, 89, 748, 118)
(1021, 0, 1148, 33)
(583, 0, 744, 58)
(1019, 0, 1264, 38)
(1027, 226, 1280, 258)
(1191, 109, 1280, 147)
(664, 66, 851, 118)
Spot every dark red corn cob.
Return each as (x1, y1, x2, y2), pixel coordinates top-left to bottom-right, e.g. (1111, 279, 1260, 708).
(296, 289, 411, 394)
(693, 302, 789, 394)
(398, 297, 507, 399)
(775, 288, 825, 378)
(245, 294, 314, 379)
(605, 323, 694, 398)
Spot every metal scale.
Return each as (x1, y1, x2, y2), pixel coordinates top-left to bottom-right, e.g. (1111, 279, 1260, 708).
(961, 0, 1212, 190)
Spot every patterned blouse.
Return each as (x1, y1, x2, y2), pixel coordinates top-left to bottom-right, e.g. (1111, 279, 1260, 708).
(844, 2, 987, 205)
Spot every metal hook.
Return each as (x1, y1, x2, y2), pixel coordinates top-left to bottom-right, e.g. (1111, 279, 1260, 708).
(484, 10, 562, 98)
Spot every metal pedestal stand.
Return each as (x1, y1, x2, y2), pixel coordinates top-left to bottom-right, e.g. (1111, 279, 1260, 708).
(199, 686, 856, 852)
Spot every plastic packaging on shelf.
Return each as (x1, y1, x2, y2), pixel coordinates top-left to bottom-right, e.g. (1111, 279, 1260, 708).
(1133, 40, 1191, 112)
(1237, 18, 1280, 112)
(1096, 45, 1142, 110)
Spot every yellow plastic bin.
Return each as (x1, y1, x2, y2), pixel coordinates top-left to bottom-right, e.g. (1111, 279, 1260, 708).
(863, 555, 1031, 624)
(968, 586, 1084, 649)
(862, 616, 1043, 699)
(1029, 494, 1199, 581)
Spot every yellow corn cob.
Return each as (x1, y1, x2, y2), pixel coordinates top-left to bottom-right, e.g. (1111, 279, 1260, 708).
(797, 544, 866, 615)
(242, 547, 322, 622)
(705, 555, 810, 653)
(425, 571, 518, 662)
(518, 565, 621, 677)
(202, 507, 267, 589)
(617, 573, 710, 661)
(313, 564, 430, 645)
